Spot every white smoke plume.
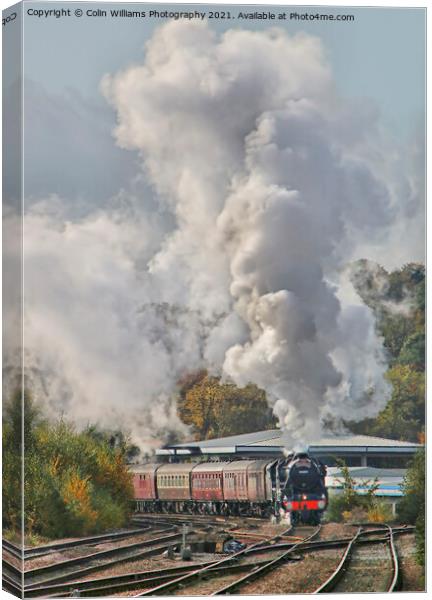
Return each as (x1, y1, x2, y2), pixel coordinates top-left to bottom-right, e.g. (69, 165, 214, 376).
(14, 22, 423, 450)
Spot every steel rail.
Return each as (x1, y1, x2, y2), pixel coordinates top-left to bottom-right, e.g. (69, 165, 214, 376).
(36, 558, 283, 598)
(21, 533, 398, 598)
(245, 525, 413, 557)
(20, 524, 412, 598)
(313, 524, 403, 593)
(134, 525, 295, 596)
(313, 526, 363, 593)
(2, 558, 22, 581)
(211, 525, 321, 595)
(22, 525, 413, 593)
(2, 573, 22, 596)
(3, 515, 219, 562)
(24, 542, 183, 590)
(3, 539, 23, 560)
(24, 531, 184, 588)
(3, 526, 158, 562)
(386, 525, 402, 592)
(132, 514, 231, 524)
(23, 560, 218, 598)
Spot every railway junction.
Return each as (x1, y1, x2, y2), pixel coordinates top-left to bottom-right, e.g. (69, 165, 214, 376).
(3, 515, 420, 597)
(2, 431, 423, 597)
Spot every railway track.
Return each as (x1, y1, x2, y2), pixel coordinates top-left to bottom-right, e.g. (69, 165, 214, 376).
(3, 524, 187, 593)
(132, 514, 251, 533)
(133, 523, 297, 596)
(7, 526, 410, 598)
(23, 530, 187, 588)
(3, 522, 413, 597)
(2, 515, 239, 595)
(210, 525, 321, 595)
(313, 524, 402, 593)
(3, 526, 155, 561)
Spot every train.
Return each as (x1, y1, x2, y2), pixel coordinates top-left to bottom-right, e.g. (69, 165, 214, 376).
(131, 452, 328, 524)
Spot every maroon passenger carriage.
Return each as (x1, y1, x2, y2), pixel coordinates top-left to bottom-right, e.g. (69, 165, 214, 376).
(191, 462, 226, 508)
(131, 459, 278, 517)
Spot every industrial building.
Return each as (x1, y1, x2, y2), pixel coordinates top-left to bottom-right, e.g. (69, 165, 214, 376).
(325, 466, 408, 516)
(156, 429, 421, 469)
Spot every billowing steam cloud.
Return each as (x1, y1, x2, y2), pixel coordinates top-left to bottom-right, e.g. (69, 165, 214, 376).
(12, 22, 423, 450)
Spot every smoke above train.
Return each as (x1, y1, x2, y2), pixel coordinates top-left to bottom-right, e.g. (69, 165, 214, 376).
(15, 20, 423, 451)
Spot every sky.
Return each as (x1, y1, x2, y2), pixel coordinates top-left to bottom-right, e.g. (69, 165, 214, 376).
(20, 3, 425, 207)
(23, 3, 425, 133)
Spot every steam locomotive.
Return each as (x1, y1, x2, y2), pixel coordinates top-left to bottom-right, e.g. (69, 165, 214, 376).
(282, 452, 328, 525)
(131, 452, 327, 523)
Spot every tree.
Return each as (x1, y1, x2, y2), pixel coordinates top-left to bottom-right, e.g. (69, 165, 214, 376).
(84, 425, 140, 463)
(177, 372, 276, 440)
(2, 389, 43, 532)
(397, 448, 425, 567)
(347, 261, 425, 442)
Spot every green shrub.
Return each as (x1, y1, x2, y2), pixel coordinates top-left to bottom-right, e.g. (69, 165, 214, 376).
(326, 461, 385, 523)
(3, 391, 135, 539)
(367, 500, 394, 523)
(397, 448, 425, 567)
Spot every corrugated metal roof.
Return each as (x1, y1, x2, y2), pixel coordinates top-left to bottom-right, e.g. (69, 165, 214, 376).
(309, 435, 420, 448)
(326, 466, 407, 479)
(166, 430, 421, 451)
(171, 429, 281, 449)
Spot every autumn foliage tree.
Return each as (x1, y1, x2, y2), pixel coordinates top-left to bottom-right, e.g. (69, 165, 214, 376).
(348, 262, 425, 442)
(3, 391, 134, 540)
(177, 372, 276, 440)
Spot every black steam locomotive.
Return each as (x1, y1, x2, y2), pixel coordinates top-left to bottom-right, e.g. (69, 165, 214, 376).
(281, 452, 328, 524)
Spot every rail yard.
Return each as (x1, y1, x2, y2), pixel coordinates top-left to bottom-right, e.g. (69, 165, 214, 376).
(3, 513, 421, 597)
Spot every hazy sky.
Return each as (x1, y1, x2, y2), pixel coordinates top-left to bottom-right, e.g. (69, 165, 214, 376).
(23, 4, 424, 127)
(21, 3, 425, 204)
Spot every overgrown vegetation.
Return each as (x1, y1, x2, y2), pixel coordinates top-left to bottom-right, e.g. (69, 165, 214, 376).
(177, 371, 276, 440)
(348, 262, 425, 442)
(326, 462, 392, 524)
(397, 448, 425, 568)
(3, 390, 134, 539)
